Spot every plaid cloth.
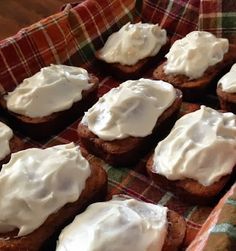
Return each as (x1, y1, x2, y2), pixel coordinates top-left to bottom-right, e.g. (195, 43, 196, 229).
(187, 182, 236, 251)
(0, 0, 236, 249)
(142, 0, 200, 42)
(199, 0, 236, 43)
(142, 0, 236, 43)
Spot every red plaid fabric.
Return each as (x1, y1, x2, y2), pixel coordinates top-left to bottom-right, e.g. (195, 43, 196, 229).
(187, 183, 236, 251)
(0, 0, 137, 92)
(142, 0, 236, 43)
(199, 0, 236, 43)
(142, 0, 200, 42)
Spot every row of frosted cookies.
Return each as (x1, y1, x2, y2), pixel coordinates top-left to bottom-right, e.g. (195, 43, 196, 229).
(0, 79, 187, 251)
(2, 61, 234, 206)
(96, 22, 236, 112)
(0, 79, 188, 251)
(0, 141, 186, 251)
(78, 79, 236, 206)
(0, 22, 235, 251)
(78, 21, 236, 205)
(0, 22, 235, 141)
(0, 65, 187, 250)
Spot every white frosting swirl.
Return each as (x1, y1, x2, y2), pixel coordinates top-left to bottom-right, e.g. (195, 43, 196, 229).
(0, 122, 13, 161)
(218, 63, 236, 93)
(56, 196, 168, 251)
(0, 143, 91, 237)
(164, 31, 229, 79)
(152, 106, 236, 186)
(5, 65, 94, 118)
(98, 22, 167, 65)
(82, 78, 176, 140)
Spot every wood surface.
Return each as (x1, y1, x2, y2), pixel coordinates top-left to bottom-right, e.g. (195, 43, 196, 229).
(0, 0, 73, 40)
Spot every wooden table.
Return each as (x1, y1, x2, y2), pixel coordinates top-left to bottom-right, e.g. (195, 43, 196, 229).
(0, 0, 73, 40)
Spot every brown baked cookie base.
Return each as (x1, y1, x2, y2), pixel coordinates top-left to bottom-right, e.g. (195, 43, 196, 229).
(0, 151, 107, 251)
(217, 85, 236, 113)
(147, 155, 235, 205)
(78, 89, 182, 167)
(0, 74, 99, 140)
(163, 210, 186, 251)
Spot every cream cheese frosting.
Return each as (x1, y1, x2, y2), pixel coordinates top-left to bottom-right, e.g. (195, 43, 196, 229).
(218, 63, 236, 93)
(56, 196, 168, 251)
(0, 122, 13, 161)
(0, 143, 91, 237)
(5, 64, 94, 118)
(82, 78, 176, 140)
(164, 31, 229, 79)
(98, 22, 167, 65)
(152, 106, 236, 186)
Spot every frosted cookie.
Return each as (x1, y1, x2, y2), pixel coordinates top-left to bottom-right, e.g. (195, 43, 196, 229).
(57, 196, 186, 251)
(0, 65, 99, 139)
(78, 78, 182, 166)
(147, 106, 236, 205)
(0, 143, 107, 250)
(96, 22, 168, 79)
(153, 31, 233, 101)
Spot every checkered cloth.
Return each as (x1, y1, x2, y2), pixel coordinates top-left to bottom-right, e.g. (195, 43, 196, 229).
(187, 183, 236, 250)
(0, 0, 236, 248)
(142, 0, 236, 43)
